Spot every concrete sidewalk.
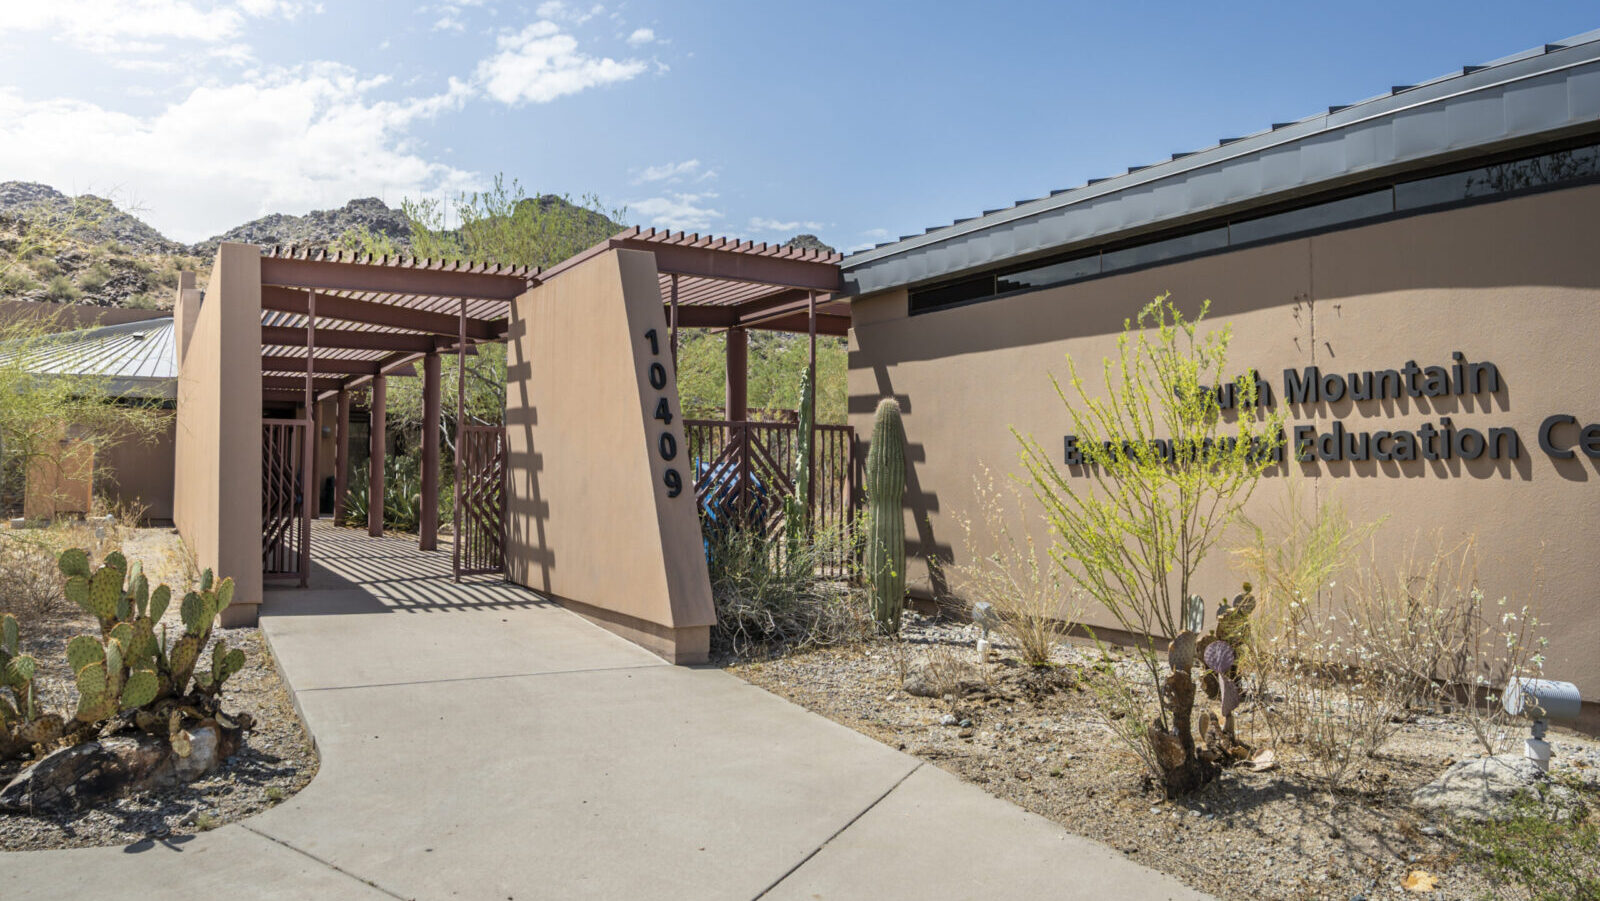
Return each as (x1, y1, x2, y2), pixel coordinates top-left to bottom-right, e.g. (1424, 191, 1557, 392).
(2, 527, 1209, 901)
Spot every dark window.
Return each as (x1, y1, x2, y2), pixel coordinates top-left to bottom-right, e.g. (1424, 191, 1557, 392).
(1229, 189, 1394, 246)
(909, 273, 996, 313)
(1102, 227, 1228, 274)
(998, 254, 1101, 292)
(905, 139, 1600, 316)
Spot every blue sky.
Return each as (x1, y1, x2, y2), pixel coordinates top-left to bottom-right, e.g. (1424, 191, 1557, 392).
(0, 1, 1595, 248)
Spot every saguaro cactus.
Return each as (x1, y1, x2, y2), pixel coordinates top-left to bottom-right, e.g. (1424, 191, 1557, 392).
(865, 398, 906, 633)
(785, 368, 817, 558)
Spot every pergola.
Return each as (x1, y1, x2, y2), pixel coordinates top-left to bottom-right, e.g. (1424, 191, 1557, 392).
(254, 228, 844, 582)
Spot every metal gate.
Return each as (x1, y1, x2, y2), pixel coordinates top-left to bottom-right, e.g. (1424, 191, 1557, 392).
(684, 419, 858, 573)
(263, 419, 310, 584)
(453, 424, 507, 578)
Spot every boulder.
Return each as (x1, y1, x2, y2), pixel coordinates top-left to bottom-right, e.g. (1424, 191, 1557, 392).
(0, 725, 233, 814)
(1411, 753, 1553, 821)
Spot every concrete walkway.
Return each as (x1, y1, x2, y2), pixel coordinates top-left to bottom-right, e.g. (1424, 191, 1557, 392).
(3, 525, 1209, 901)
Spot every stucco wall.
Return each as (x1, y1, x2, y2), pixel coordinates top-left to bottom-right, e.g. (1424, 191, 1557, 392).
(848, 184, 1600, 702)
(503, 247, 715, 663)
(173, 243, 263, 624)
(102, 418, 176, 522)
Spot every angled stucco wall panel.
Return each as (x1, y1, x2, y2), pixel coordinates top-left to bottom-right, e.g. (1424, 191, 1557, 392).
(504, 247, 714, 663)
(174, 243, 262, 621)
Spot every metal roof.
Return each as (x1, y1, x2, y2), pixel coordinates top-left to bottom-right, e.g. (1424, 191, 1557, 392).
(841, 29, 1600, 296)
(10, 316, 177, 398)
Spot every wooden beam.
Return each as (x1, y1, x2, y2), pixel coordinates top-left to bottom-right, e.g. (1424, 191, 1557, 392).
(262, 356, 391, 376)
(621, 240, 841, 292)
(262, 255, 531, 302)
(262, 286, 499, 341)
(262, 325, 441, 353)
(265, 375, 346, 392)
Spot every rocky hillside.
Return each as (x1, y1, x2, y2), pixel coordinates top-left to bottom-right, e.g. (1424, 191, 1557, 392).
(189, 197, 412, 257)
(0, 182, 831, 312)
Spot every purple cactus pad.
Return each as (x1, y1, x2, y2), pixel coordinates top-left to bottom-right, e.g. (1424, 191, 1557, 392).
(1203, 639, 1235, 675)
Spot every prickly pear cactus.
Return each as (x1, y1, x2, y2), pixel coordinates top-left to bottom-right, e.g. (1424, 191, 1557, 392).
(1182, 595, 1206, 633)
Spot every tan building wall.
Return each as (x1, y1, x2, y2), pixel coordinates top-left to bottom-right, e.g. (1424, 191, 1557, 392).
(173, 244, 263, 625)
(101, 419, 177, 522)
(848, 185, 1600, 704)
(503, 247, 715, 663)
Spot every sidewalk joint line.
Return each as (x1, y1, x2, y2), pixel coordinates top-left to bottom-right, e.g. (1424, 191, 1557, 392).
(750, 761, 924, 901)
(241, 825, 411, 900)
(297, 662, 667, 692)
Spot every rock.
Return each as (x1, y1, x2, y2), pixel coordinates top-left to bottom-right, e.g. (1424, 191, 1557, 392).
(939, 714, 958, 726)
(1411, 754, 1552, 821)
(903, 664, 940, 698)
(0, 725, 234, 815)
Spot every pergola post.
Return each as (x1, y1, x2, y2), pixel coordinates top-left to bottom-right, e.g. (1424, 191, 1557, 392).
(333, 390, 350, 524)
(725, 326, 748, 422)
(368, 374, 386, 538)
(806, 290, 817, 519)
(420, 351, 441, 551)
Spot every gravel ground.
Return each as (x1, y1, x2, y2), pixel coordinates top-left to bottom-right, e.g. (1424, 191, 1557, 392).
(728, 613, 1600, 901)
(0, 527, 318, 852)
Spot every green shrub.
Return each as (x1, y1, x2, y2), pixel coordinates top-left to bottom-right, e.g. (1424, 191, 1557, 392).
(124, 292, 162, 310)
(43, 274, 80, 301)
(707, 524, 866, 658)
(0, 269, 39, 295)
(1456, 774, 1600, 901)
(31, 258, 61, 278)
(78, 262, 112, 292)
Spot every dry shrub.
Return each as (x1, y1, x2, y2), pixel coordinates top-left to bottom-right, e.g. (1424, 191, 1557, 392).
(952, 469, 1082, 667)
(1236, 484, 1550, 791)
(0, 537, 65, 618)
(708, 524, 868, 658)
(1080, 643, 1164, 784)
(918, 641, 982, 702)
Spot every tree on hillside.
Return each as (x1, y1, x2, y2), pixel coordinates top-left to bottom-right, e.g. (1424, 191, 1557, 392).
(338, 175, 627, 447)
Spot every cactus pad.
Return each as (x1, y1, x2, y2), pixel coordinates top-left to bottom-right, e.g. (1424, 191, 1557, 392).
(1219, 674, 1241, 717)
(149, 584, 172, 623)
(58, 547, 90, 579)
(1182, 595, 1206, 633)
(67, 635, 104, 673)
(1168, 630, 1197, 671)
(121, 669, 160, 710)
(214, 577, 235, 613)
(88, 567, 123, 621)
(2, 613, 17, 655)
(200, 569, 214, 592)
(1203, 639, 1235, 675)
(103, 550, 128, 577)
(180, 591, 210, 635)
(5, 654, 35, 686)
(63, 575, 91, 614)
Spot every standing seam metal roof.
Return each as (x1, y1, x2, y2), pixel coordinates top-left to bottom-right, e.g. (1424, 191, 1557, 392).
(8, 316, 176, 398)
(840, 29, 1600, 296)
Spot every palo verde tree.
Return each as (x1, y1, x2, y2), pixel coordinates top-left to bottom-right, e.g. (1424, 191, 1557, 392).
(338, 174, 626, 448)
(1016, 294, 1283, 795)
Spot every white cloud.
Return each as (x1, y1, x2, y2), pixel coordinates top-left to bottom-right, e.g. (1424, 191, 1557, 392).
(433, 15, 465, 31)
(476, 20, 646, 105)
(629, 192, 721, 231)
(749, 216, 823, 233)
(0, 64, 477, 243)
(633, 158, 704, 184)
(860, 227, 889, 239)
(0, 0, 310, 54)
(625, 27, 654, 46)
(534, 1, 602, 25)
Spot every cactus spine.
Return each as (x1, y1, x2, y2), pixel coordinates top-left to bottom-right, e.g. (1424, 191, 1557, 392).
(864, 398, 906, 633)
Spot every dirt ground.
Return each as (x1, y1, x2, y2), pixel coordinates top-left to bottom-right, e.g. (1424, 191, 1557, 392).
(0, 523, 318, 851)
(728, 613, 1600, 901)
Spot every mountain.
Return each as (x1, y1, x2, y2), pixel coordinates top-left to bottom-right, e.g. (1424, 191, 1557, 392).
(190, 197, 409, 257)
(0, 182, 835, 312)
(0, 182, 182, 255)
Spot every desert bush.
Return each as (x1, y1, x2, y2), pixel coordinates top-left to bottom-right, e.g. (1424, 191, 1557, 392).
(1455, 773, 1600, 901)
(952, 468, 1080, 667)
(31, 257, 60, 278)
(78, 261, 112, 292)
(0, 538, 67, 618)
(914, 641, 983, 705)
(0, 268, 38, 295)
(43, 274, 79, 301)
(1018, 295, 1283, 796)
(707, 524, 867, 658)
